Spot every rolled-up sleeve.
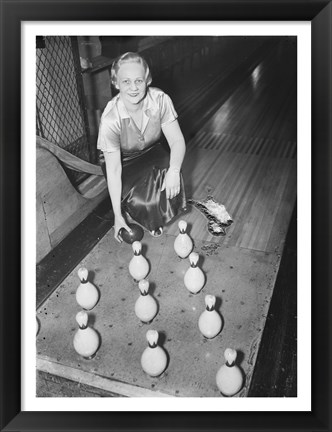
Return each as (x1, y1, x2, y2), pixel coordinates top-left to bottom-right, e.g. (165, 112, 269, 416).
(160, 92, 178, 126)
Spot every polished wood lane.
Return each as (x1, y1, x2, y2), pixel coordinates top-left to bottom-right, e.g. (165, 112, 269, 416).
(166, 38, 297, 255)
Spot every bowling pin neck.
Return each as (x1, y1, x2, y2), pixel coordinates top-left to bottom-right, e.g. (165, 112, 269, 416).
(132, 241, 142, 255)
(146, 329, 159, 348)
(80, 279, 88, 284)
(226, 361, 235, 367)
(77, 267, 89, 281)
(148, 342, 157, 348)
(138, 279, 149, 296)
(76, 311, 89, 328)
(79, 324, 88, 330)
(189, 252, 199, 266)
(205, 294, 216, 311)
(178, 220, 187, 234)
(224, 348, 237, 364)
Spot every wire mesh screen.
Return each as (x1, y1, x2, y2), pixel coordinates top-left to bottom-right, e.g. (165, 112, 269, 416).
(36, 36, 91, 184)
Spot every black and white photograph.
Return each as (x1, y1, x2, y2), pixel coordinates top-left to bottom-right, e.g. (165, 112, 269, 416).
(1, 1, 331, 429)
(35, 34, 298, 399)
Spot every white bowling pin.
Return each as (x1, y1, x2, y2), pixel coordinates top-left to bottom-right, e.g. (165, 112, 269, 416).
(135, 279, 158, 323)
(76, 267, 99, 310)
(73, 311, 100, 359)
(174, 220, 193, 259)
(216, 348, 244, 396)
(141, 330, 167, 377)
(129, 241, 149, 282)
(184, 252, 205, 294)
(198, 294, 222, 339)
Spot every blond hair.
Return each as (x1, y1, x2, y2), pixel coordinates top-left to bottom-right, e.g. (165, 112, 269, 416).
(110, 52, 152, 87)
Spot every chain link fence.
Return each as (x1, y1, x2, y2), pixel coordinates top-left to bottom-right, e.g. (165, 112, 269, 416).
(36, 36, 91, 185)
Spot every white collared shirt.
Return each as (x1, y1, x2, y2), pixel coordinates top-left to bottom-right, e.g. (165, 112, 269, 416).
(97, 87, 178, 157)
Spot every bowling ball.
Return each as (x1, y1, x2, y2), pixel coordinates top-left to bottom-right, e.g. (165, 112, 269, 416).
(119, 223, 144, 244)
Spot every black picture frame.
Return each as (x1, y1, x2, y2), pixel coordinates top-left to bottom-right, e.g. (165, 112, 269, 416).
(1, 1, 331, 431)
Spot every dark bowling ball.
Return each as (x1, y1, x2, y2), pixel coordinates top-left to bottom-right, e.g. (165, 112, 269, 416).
(119, 223, 144, 244)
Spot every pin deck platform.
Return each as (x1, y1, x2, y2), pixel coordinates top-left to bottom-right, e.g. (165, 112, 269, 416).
(37, 229, 280, 397)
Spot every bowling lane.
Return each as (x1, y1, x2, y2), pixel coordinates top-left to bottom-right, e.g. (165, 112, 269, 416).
(203, 38, 296, 141)
(166, 38, 296, 253)
(37, 231, 278, 397)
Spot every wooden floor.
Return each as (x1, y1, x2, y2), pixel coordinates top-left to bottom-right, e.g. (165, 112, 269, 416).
(167, 37, 297, 257)
(37, 37, 297, 397)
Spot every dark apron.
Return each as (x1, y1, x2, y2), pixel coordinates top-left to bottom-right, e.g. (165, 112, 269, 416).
(101, 142, 187, 231)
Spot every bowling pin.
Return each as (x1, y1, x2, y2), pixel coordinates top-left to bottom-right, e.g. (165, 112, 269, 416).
(129, 241, 149, 282)
(76, 267, 99, 310)
(174, 220, 193, 259)
(135, 279, 158, 323)
(184, 252, 205, 294)
(198, 294, 222, 339)
(141, 330, 167, 377)
(73, 311, 100, 359)
(216, 348, 244, 396)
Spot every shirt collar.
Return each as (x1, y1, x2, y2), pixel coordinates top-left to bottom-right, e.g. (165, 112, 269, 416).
(116, 88, 154, 120)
